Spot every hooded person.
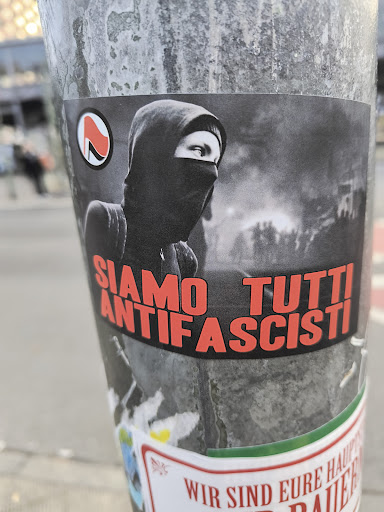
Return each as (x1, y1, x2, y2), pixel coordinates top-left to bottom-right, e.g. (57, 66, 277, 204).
(84, 99, 226, 289)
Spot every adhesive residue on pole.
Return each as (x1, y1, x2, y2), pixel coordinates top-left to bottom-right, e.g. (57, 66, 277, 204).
(131, 386, 366, 512)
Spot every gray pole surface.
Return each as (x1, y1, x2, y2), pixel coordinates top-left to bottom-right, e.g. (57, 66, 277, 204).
(38, 0, 377, 459)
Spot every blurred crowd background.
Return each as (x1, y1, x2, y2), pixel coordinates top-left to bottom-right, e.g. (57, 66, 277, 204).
(0, 0, 67, 203)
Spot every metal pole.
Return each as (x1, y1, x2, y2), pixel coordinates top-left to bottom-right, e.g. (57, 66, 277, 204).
(38, 1, 377, 510)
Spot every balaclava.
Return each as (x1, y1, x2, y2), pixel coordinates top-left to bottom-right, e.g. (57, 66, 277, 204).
(122, 99, 226, 246)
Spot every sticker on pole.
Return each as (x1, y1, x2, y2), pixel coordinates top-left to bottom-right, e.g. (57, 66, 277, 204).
(127, 387, 366, 512)
(65, 94, 370, 359)
(77, 109, 113, 169)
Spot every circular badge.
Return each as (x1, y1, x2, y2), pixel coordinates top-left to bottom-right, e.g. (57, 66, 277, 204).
(77, 109, 113, 169)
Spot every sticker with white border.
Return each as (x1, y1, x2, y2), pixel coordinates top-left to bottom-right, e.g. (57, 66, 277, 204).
(76, 109, 113, 169)
(132, 387, 365, 512)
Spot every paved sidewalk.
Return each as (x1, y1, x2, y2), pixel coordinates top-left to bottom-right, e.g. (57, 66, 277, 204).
(0, 173, 69, 211)
(0, 194, 72, 212)
(0, 450, 132, 512)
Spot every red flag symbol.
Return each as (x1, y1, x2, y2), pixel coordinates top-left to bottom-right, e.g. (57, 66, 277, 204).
(83, 115, 109, 159)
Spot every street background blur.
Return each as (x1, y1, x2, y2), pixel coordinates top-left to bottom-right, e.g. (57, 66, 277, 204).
(0, 1, 384, 510)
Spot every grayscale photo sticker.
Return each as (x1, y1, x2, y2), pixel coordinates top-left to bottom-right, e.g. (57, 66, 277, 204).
(64, 94, 370, 360)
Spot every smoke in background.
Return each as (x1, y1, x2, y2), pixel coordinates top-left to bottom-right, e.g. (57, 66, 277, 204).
(64, 94, 369, 273)
(191, 95, 369, 270)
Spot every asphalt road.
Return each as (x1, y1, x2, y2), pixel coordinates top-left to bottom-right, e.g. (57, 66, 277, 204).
(0, 174, 383, 509)
(0, 203, 119, 464)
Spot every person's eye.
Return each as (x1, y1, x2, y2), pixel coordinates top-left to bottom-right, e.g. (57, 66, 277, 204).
(191, 146, 205, 157)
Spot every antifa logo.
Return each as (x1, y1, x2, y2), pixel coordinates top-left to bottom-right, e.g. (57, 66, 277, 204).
(77, 110, 113, 169)
(84, 116, 108, 161)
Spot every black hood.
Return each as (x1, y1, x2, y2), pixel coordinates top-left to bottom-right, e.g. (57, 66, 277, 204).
(122, 99, 226, 245)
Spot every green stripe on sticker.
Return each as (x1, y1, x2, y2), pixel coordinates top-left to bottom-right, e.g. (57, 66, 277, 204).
(207, 383, 366, 458)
